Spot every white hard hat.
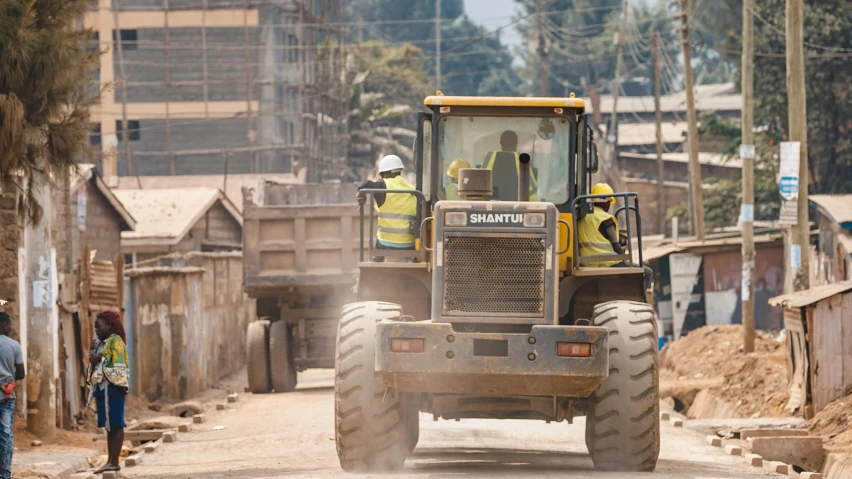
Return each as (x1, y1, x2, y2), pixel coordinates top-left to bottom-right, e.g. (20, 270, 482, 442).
(378, 155, 405, 173)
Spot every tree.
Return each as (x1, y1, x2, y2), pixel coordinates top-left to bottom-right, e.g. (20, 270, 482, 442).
(667, 112, 781, 230)
(348, 0, 521, 96)
(344, 42, 433, 181)
(0, 0, 98, 222)
(695, 0, 852, 195)
(514, 0, 678, 97)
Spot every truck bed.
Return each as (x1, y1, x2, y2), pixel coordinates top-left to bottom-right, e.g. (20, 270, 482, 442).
(242, 182, 366, 297)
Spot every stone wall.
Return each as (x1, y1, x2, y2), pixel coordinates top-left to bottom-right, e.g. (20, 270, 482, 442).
(0, 190, 23, 341)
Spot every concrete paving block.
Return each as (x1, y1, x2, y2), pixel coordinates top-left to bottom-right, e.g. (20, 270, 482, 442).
(178, 424, 192, 433)
(745, 453, 764, 467)
(764, 461, 789, 474)
(751, 436, 825, 473)
(193, 414, 205, 424)
(162, 431, 177, 443)
(30, 440, 42, 447)
(125, 455, 141, 467)
(144, 442, 159, 453)
(705, 435, 722, 447)
(724, 444, 742, 456)
(70, 473, 96, 479)
(661, 412, 671, 420)
(671, 418, 684, 427)
(741, 428, 810, 440)
(102, 471, 118, 479)
(216, 403, 226, 410)
(227, 393, 239, 403)
(800, 473, 822, 479)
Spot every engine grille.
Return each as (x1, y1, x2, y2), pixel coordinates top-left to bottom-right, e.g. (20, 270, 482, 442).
(442, 236, 546, 316)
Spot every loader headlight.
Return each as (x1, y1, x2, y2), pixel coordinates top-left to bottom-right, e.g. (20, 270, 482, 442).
(444, 211, 467, 226)
(524, 213, 546, 228)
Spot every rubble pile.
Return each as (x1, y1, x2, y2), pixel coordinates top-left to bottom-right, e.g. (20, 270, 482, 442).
(661, 325, 789, 418)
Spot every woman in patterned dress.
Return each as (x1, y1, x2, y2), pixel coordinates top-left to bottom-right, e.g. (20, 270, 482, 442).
(87, 311, 130, 475)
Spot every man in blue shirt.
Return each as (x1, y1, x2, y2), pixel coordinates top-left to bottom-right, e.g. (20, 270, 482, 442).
(0, 312, 24, 479)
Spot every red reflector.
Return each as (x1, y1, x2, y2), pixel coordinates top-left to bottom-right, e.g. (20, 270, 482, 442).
(391, 338, 424, 353)
(557, 342, 591, 357)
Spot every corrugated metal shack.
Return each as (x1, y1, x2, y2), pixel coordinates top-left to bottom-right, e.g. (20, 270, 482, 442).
(126, 252, 254, 401)
(769, 281, 852, 418)
(640, 229, 786, 340)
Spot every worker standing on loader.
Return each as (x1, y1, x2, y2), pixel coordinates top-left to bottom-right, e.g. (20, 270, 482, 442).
(577, 182, 624, 267)
(357, 155, 418, 261)
(444, 158, 470, 200)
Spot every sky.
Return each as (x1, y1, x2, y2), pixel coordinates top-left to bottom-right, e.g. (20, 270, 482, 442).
(463, 0, 523, 50)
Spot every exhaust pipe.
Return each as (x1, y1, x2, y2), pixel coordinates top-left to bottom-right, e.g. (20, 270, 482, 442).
(518, 153, 531, 202)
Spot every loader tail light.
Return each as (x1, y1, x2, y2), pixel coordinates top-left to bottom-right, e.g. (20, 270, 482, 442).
(391, 338, 424, 353)
(557, 342, 591, 357)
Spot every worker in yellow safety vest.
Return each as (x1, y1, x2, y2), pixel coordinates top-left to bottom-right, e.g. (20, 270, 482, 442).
(577, 183, 624, 267)
(444, 158, 470, 200)
(356, 155, 418, 261)
(481, 130, 538, 201)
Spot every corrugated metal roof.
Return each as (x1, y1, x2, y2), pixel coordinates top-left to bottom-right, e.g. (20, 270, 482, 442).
(115, 173, 302, 212)
(620, 151, 740, 168)
(585, 83, 741, 114)
(810, 195, 852, 225)
(73, 164, 136, 231)
(114, 187, 242, 246)
(768, 280, 852, 308)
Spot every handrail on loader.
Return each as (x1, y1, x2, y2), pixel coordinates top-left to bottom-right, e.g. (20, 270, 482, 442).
(570, 192, 644, 268)
(358, 188, 428, 263)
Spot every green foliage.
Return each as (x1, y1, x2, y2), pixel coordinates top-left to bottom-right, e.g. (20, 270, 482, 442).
(666, 112, 782, 230)
(0, 0, 98, 223)
(514, 0, 678, 96)
(696, 0, 852, 195)
(348, 0, 520, 96)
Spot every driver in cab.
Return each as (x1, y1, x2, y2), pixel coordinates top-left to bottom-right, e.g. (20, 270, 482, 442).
(481, 130, 538, 201)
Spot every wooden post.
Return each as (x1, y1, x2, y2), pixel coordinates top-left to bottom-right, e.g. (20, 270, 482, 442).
(607, 0, 629, 165)
(243, 0, 257, 173)
(679, 0, 706, 239)
(25, 179, 57, 439)
(163, 0, 175, 175)
(653, 29, 666, 236)
(436, 0, 442, 90)
(786, 0, 809, 291)
(741, 0, 756, 352)
(536, 0, 550, 96)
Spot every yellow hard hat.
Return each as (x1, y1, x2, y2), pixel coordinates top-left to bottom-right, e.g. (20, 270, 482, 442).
(446, 158, 471, 179)
(591, 182, 616, 205)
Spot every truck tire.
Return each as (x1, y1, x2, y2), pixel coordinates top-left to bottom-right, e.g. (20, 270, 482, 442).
(585, 301, 660, 472)
(247, 320, 271, 394)
(334, 301, 412, 471)
(269, 321, 297, 393)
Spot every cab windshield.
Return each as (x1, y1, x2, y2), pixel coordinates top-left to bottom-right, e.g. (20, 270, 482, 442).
(436, 115, 572, 204)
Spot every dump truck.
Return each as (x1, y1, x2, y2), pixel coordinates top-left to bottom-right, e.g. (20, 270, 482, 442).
(334, 94, 659, 472)
(242, 182, 362, 393)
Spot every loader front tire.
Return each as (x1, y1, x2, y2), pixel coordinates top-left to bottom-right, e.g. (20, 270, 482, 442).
(247, 320, 271, 394)
(334, 301, 412, 471)
(585, 301, 660, 472)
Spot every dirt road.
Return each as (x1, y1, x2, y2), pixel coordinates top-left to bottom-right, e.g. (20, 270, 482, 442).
(124, 371, 781, 478)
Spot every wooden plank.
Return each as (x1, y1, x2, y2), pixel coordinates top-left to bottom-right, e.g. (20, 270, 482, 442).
(125, 429, 170, 442)
(814, 296, 845, 412)
(294, 217, 307, 273)
(842, 292, 852, 404)
(59, 312, 81, 418)
(258, 238, 346, 252)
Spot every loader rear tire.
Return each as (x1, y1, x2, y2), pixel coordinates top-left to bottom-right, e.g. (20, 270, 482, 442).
(269, 321, 297, 393)
(334, 301, 412, 471)
(585, 301, 660, 472)
(247, 320, 271, 394)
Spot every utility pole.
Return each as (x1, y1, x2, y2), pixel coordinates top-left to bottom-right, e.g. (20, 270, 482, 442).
(607, 0, 629, 159)
(679, 0, 706, 240)
(536, 0, 550, 96)
(653, 29, 665, 236)
(112, 0, 139, 188)
(740, 0, 755, 352)
(436, 0, 442, 90)
(786, 0, 809, 291)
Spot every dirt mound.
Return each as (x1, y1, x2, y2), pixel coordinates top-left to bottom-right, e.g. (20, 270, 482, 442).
(808, 393, 852, 452)
(660, 325, 789, 418)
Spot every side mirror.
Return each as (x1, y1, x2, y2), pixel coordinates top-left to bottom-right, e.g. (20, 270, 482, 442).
(589, 142, 599, 173)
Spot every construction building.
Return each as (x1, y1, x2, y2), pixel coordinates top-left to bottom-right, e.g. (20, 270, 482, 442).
(85, 0, 348, 182)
